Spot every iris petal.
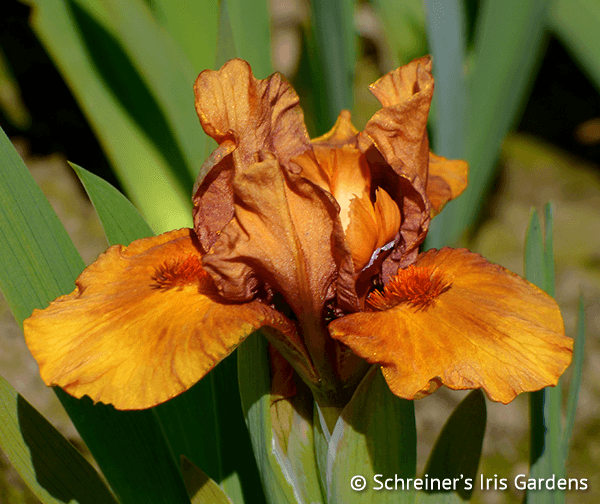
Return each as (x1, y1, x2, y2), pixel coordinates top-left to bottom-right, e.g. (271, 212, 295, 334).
(427, 152, 469, 216)
(24, 229, 295, 409)
(329, 248, 573, 403)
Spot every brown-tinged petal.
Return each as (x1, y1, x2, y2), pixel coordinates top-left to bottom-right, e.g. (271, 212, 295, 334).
(329, 248, 573, 404)
(359, 56, 433, 185)
(311, 110, 359, 147)
(193, 59, 312, 250)
(192, 139, 237, 251)
(202, 154, 355, 358)
(23, 229, 296, 410)
(194, 59, 311, 169)
(357, 57, 435, 275)
(427, 152, 469, 216)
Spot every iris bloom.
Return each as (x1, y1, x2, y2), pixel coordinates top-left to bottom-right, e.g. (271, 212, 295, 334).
(24, 58, 572, 414)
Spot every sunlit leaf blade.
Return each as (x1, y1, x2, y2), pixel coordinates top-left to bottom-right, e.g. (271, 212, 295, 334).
(238, 332, 321, 504)
(327, 367, 416, 504)
(223, 0, 272, 78)
(308, 0, 356, 128)
(181, 456, 233, 504)
(549, 0, 600, 91)
(0, 127, 84, 326)
(525, 206, 564, 504)
(423, 0, 466, 161)
(27, 0, 191, 233)
(70, 162, 154, 245)
(563, 298, 585, 460)
(148, 0, 219, 79)
(416, 390, 486, 504)
(72, 161, 261, 504)
(427, 0, 550, 247)
(0, 375, 117, 504)
(90, 0, 207, 181)
(0, 128, 192, 504)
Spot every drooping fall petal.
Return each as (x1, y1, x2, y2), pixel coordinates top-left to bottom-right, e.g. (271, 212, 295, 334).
(24, 229, 296, 409)
(427, 152, 469, 216)
(329, 248, 573, 403)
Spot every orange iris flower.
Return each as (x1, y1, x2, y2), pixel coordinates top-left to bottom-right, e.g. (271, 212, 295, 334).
(24, 57, 572, 412)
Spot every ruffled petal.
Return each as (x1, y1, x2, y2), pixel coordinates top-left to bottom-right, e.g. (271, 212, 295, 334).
(427, 152, 469, 216)
(359, 56, 433, 186)
(24, 229, 295, 409)
(357, 57, 434, 276)
(329, 248, 573, 403)
(193, 59, 312, 250)
(194, 59, 310, 169)
(311, 110, 359, 147)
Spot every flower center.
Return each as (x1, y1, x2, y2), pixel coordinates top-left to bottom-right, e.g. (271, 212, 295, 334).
(152, 255, 211, 289)
(367, 265, 451, 311)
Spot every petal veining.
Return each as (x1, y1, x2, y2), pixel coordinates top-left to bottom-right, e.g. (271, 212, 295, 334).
(24, 229, 295, 409)
(329, 248, 573, 403)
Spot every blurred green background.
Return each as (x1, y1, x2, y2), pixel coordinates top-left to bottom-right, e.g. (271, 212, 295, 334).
(1, 0, 598, 502)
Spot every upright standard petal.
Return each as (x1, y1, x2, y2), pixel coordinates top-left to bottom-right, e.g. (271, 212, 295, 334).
(360, 56, 434, 185)
(357, 57, 434, 275)
(24, 229, 295, 409)
(193, 59, 312, 251)
(329, 248, 573, 403)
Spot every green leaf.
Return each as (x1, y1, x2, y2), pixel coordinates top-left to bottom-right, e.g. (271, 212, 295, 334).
(238, 332, 323, 504)
(223, 0, 273, 78)
(427, 0, 550, 247)
(72, 161, 262, 504)
(70, 162, 154, 245)
(215, 0, 238, 70)
(0, 375, 117, 504)
(149, 0, 219, 78)
(544, 203, 556, 297)
(373, 0, 427, 66)
(416, 390, 486, 504)
(326, 367, 416, 504)
(181, 456, 233, 504)
(562, 298, 585, 460)
(525, 206, 565, 504)
(0, 130, 84, 325)
(549, 0, 600, 92)
(423, 0, 466, 160)
(27, 0, 191, 233)
(308, 0, 357, 128)
(0, 128, 192, 504)
(525, 209, 545, 290)
(84, 0, 207, 181)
